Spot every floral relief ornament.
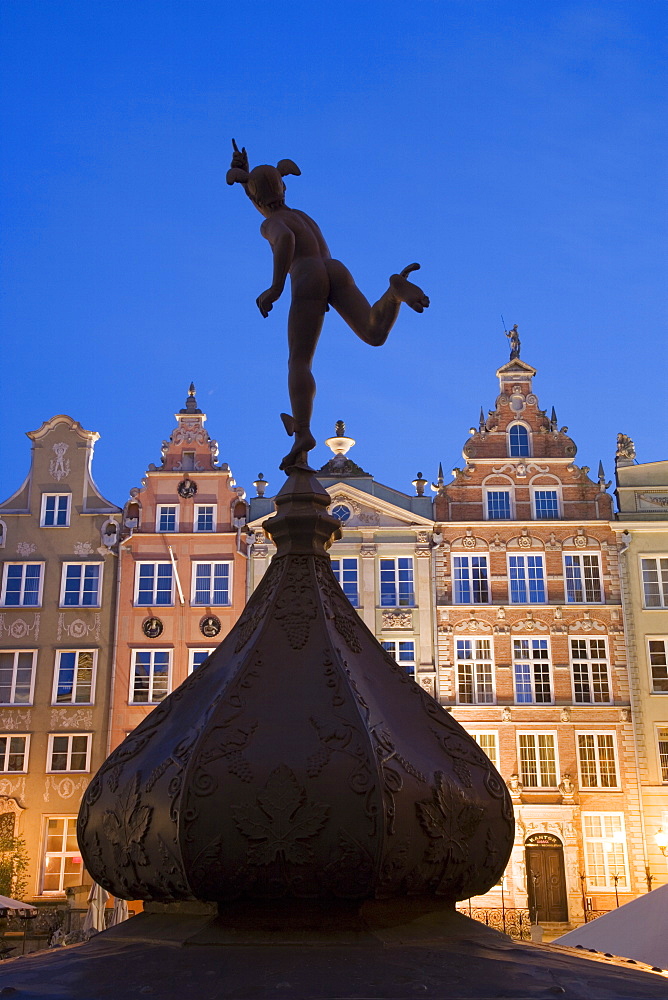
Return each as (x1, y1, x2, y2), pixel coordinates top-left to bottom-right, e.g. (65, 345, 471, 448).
(16, 542, 36, 557)
(416, 771, 484, 890)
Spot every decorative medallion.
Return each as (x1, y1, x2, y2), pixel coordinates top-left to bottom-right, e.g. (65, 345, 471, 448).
(143, 617, 164, 639)
(331, 504, 351, 522)
(200, 615, 221, 638)
(177, 477, 198, 499)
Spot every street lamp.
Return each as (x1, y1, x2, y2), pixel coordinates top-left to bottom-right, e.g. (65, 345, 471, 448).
(655, 828, 668, 856)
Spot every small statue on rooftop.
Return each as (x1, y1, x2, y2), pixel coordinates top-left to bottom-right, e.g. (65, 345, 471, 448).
(616, 432, 636, 461)
(227, 141, 429, 470)
(506, 324, 521, 359)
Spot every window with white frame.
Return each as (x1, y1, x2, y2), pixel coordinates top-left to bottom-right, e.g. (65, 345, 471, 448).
(518, 732, 558, 787)
(381, 640, 416, 675)
(582, 813, 629, 889)
(331, 557, 359, 606)
(456, 638, 494, 704)
(157, 505, 178, 532)
(41, 494, 71, 527)
(42, 816, 83, 894)
(577, 732, 619, 789)
(533, 489, 559, 519)
(135, 562, 173, 606)
(194, 505, 216, 532)
(52, 650, 96, 704)
(571, 638, 611, 703)
(192, 562, 231, 605)
(508, 424, 530, 457)
(60, 563, 102, 607)
(0, 735, 29, 772)
(47, 733, 92, 772)
(189, 649, 214, 674)
(513, 638, 552, 703)
(641, 557, 668, 608)
(453, 555, 489, 604)
(564, 553, 602, 603)
(468, 731, 499, 768)
(509, 554, 546, 603)
(648, 639, 668, 693)
(657, 728, 668, 783)
(130, 649, 171, 703)
(486, 490, 512, 520)
(379, 558, 414, 607)
(0, 650, 35, 705)
(1, 563, 43, 607)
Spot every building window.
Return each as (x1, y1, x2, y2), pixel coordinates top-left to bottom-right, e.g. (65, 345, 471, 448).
(379, 558, 414, 607)
(60, 563, 102, 607)
(468, 731, 499, 768)
(157, 505, 178, 532)
(189, 649, 214, 674)
(331, 557, 359, 606)
(41, 494, 70, 527)
(192, 562, 231, 606)
(486, 490, 511, 520)
(47, 734, 92, 772)
(195, 505, 216, 532)
(648, 639, 668, 692)
(564, 553, 602, 603)
(1, 563, 43, 607)
(0, 650, 36, 705)
(456, 638, 494, 704)
(130, 650, 171, 703)
(509, 554, 546, 603)
(582, 813, 629, 889)
(658, 728, 668, 783)
(518, 732, 558, 787)
(571, 638, 611, 704)
(513, 638, 552, 703)
(533, 489, 559, 519)
(135, 562, 173, 606)
(0, 735, 29, 773)
(381, 640, 416, 676)
(508, 424, 530, 457)
(641, 558, 668, 608)
(42, 817, 83, 894)
(453, 555, 489, 604)
(52, 650, 96, 704)
(577, 733, 619, 789)
(331, 504, 351, 522)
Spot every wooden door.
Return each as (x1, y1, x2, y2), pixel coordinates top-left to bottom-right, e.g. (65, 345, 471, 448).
(526, 845, 568, 922)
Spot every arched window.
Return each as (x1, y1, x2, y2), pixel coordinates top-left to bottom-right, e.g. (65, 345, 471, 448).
(509, 424, 530, 457)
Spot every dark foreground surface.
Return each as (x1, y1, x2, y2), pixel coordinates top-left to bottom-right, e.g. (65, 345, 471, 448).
(0, 905, 666, 1000)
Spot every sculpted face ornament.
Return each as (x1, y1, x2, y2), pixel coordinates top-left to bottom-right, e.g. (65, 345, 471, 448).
(177, 478, 197, 499)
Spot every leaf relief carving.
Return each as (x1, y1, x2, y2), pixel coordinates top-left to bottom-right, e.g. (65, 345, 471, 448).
(416, 772, 484, 875)
(102, 773, 153, 871)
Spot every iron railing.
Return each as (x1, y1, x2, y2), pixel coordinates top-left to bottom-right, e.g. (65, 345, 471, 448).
(456, 905, 533, 940)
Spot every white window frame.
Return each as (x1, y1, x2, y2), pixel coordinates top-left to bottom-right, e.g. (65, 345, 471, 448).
(40, 815, 83, 895)
(582, 812, 630, 890)
(570, 636, 611, 704)
(379, 557, 415, 608)
(156, 504, 179, 533)
(188, 648, 215, 674)
(531, 486, 561, 520)
(517, 731, 559, 788)
(194, 504, 217, 532)
(40, 493, 71, 528)
(191, 561, 232, 606)
(467, 730, 499, 769)
(129, 649, 172, 704)
(640, 556, 668, 609)
(647, 637, 668, 694)
(563, 552, 604, 604)
(59, 562, 103, 608)
(484, 487, 513, 521)
(134, 561, 174, 606)
(512, 637, 552, 704)
(507, 422, 532, 458)
(381, 638, 416, 675)
(576, 731, 620, 790)
(455, 637, 495, 704)
(452, 554, 490, 604)
(330, 556, 360, 606)
(656, 726, 668, 784)
(52, 649, 97, 705)
(0, 734, 30, 773)
(508, 553, 547, 604)
(0, 650, 36, 705)
(46, 733, 92, 773)
(0, 562, 44, 607)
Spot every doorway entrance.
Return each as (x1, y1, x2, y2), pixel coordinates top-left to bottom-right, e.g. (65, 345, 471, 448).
(525, 833, 568, 922)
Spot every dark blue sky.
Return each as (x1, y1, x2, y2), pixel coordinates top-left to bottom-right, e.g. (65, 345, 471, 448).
(2, 1, 666, 505)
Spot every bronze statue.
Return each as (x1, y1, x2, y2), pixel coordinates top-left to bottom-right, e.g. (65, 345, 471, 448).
(506, 323, 521, 359)
(227, 141, 430, 470)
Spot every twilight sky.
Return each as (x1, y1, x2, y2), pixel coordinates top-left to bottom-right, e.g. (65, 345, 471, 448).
(2, 1, 666, 508)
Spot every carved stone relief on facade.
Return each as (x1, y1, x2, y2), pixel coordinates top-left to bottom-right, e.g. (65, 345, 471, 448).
(510, 614, 548, 633)
(73, 541, 94, 556)
(43, 775, 89, 803)
(357, 510, 381, 526)
(489, 534, 506, 552)
(50, 708, 94, 729)
(0, 615, 40, 641)
(0, 711, 31, 731)
(420, 675, 436, 698)
(0, 777, 26, 800)
(454, 616, 492, 633)
(49, 442, 70, 482)
(568, 613, 605, 633)
(16, 542, 36, 557)
(382, 612, 413, 630)
(56, 614, 101, 642)
(360, 544, 377, 558)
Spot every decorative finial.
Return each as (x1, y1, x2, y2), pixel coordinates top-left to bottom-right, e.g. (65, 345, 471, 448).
(505, 324, 521, 359)
(597, 461, 611, 491)
(431, 463, 444, 493)
(550, 407, 558, 431)
(479, 407, 485, 433)
(180, 383, 202, 414)
(335, 420, 345, 437)
(253, 473, 268, 499)
(412, 472, 428, 497)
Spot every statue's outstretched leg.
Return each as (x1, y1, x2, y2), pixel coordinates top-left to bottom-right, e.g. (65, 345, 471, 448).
(326, 260, 429, 347)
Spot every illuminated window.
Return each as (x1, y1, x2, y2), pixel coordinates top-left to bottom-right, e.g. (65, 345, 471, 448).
(41, 494, 70, 527)
(564, 553, 602, 603)
(130, 650, 171, 703)
(52, 650, 95, 704)
(42, 817, 83, 894)
(508, 424, 530, 457)
(582, 813, 629, 889)
(577, 733, 618, 789)
(648, 639, 668, 693)
(381, 640, 416, 676)
(60, 563, 102, 607)
(658, 728, 668, 782)
(1, 563, 43, 607)
(0, 650, 36, 705)
(513, 638, 551, 703)
(379, 558, 414, 607)
(135, 562, 173, 606)
(192, 562, 231, 605)
(47, 734, 91, 772)
(509, 554, 546, 603)
(468, 731, 499, 768)
(0, 735, 29, 773)
(456, 638, 494, 704)
(195, 505, 216, 532)
(641, 558, 668, 608)
(331, 557, 359, 606)
(157, 505, 178, 532)
(571, 638, 610, 704)
(453, 555, 489, 604)
(518, 732, 558, 787)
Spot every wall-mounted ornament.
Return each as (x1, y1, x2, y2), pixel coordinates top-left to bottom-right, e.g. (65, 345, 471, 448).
(200, 615, 221, 638)
(143, 617, 164, 639)
(177, 478, 198, 499)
